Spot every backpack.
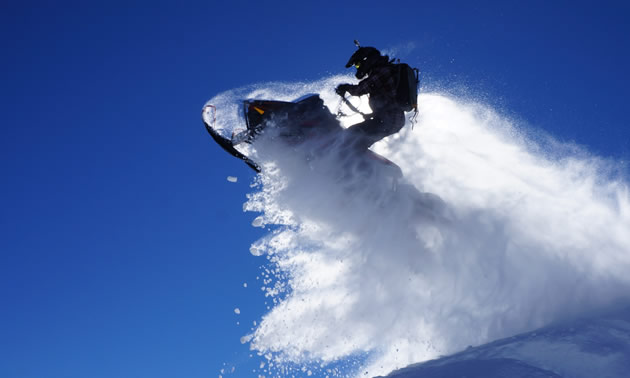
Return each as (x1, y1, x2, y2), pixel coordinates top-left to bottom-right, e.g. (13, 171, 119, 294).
(393, 63, 419, 112)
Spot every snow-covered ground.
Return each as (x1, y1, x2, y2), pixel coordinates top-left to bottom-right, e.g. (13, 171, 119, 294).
(208, 77, 630, 377)
(381, 305, 630, 378)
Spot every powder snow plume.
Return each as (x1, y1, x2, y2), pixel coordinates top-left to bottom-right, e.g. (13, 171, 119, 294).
(207, 76, 630, 377)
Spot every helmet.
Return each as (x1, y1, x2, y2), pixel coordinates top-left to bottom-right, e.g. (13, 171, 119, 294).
(345, 46, 384, 79)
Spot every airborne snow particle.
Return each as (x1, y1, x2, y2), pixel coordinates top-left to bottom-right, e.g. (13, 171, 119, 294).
(252, 216, 264, 228)
(250, 246, 263, 256)
(227, 176, 238, 183)
(234, 308, 240, 315)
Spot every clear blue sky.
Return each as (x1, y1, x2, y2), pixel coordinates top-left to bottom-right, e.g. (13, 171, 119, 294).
(1, 1, 628, 377)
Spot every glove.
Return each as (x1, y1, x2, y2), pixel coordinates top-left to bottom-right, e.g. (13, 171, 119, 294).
(335, 84, 352, 96)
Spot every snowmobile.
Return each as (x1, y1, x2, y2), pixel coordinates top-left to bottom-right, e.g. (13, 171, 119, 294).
(202, 94, 403, 181)
(203, 94, 452, 223)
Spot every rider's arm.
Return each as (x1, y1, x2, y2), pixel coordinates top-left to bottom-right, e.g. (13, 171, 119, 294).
(347, 66, 390, 97)
(347, 76, 374, 96)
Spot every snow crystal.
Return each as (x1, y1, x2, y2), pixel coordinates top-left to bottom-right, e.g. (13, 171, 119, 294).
(227, 176, 238, 183)
(233, 308, 240, 315)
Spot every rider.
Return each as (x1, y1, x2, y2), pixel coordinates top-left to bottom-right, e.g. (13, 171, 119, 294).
(335, 45, 406, 151)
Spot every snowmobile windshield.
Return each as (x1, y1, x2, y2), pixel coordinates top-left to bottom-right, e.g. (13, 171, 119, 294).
(202, 100, 248, 145)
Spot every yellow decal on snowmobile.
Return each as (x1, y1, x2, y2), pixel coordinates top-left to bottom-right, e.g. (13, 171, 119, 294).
(253, 106, 265, 115)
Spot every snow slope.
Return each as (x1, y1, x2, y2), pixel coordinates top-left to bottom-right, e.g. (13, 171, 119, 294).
(381, 305, 630, 378)
(207, 76, 630, 377)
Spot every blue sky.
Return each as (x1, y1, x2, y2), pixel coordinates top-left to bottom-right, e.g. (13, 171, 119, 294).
(1, 1, 629, 377)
